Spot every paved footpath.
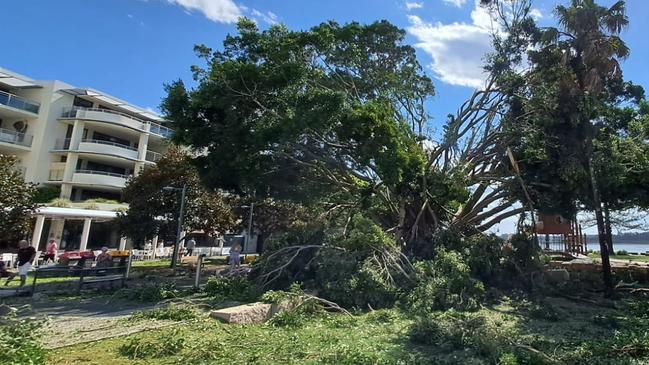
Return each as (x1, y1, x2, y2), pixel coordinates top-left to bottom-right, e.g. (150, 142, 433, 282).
(9, 297, 175, 349)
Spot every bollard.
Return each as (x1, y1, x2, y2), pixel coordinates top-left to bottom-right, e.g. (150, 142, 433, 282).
(194, 254, 205, 288)
(126, 251, 133, 279)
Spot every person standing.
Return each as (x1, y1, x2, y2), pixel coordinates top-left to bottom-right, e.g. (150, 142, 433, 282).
(44, 239, 58, 263)
(6, 240, 36, 287)
(186, 237, 196, 256)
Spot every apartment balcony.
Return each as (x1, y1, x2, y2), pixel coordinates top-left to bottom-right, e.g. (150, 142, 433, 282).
(60, 107, 172, 138)
(145, 150, 162, 163)
(54, 138, 140, 161)
(0, 127, 33, 149)
(48, 162, 66, 181)
(0, 90, 40, 116)
(72, 169, 131, 189)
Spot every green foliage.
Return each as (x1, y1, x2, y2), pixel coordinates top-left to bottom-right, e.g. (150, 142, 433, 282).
(48, 198, 71, 208)
(130, 306, 197, 321)
(204, 276, 258, 302)
(253, 215, 405, 309)
(407, 249, 485, 313)
(0, 154, 37, 245)
(0, 312, 46, 365)
(119, 328, 185, 359)
(311, 216, 404, 309)
(128, 282, 180, 302)
(504, 233, 543, 275)
(33, 186, 60, 204)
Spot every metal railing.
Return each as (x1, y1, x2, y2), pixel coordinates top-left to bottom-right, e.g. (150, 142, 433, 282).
(49, 169, 64, 181)
(0, 127, 33, 147)
(81, 138, 137, 151)
(148, 122, 173, 138)
(145, 150, 162, 162)
(61, 107, 172, 138)
(75, 169, 131, 179)
(0, 90, 40, 114)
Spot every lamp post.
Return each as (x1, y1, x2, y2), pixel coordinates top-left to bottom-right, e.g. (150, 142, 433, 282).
(163, 184, 187, 269)
(241, 203, 254, 259)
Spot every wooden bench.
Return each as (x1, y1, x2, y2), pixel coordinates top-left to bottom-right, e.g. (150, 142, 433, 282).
(31, 265, 129, 295)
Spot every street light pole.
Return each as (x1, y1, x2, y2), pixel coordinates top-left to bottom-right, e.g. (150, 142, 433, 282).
(169, 184, 187, 270)
(244, 202, 254, 259)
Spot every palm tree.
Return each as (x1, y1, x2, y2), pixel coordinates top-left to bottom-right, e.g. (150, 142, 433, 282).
(554, 0, 629, 95)
(552, 0, 630, 296)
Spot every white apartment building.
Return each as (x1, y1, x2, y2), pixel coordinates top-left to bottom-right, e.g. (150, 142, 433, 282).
(0, 67, 172, 252)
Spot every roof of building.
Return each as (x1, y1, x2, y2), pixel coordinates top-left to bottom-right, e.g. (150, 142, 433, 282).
(61, 88, 166, 123)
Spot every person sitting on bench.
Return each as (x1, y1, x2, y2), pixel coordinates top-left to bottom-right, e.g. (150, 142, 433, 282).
(96, 247, 112, 268)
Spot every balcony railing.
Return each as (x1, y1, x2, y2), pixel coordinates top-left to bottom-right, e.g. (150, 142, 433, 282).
(148, 122, 173, 138)
(75, 169, 131, 179)
(0, 90, 40, 114)
(49, 169, 64, 181)
(81, 138, 137, 151)
(61, 107, 172, 138)
(0, 127, 33, 147)
(145, 150, 162, 162)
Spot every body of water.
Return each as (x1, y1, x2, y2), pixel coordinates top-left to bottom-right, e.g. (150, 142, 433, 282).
(589, 243, 649, 254)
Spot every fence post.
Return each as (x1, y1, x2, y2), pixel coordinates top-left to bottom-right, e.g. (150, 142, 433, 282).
(194, 254, 205, 288)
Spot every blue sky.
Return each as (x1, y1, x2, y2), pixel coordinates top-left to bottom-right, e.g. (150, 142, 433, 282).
(5, 0, 647, 124)
(4, 0, 649, 233)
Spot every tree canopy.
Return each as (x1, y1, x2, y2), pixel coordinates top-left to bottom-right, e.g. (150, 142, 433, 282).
(0, 154, 37, 246)
(163, 19, 520, 256)
(116, 147, 235, 246)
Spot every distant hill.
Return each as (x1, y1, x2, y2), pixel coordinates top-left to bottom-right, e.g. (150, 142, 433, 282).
(586, 232, 649, 244)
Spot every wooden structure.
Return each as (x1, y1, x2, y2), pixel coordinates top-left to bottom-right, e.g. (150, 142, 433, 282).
(536, 213, 587, 254)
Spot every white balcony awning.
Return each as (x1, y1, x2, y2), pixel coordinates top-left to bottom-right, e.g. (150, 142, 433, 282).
(0, 70, 42, 88)
(62, 88, 167, 123)
(34, 206, 118, 220)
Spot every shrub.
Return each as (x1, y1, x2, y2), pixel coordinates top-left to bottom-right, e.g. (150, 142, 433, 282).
(118, 329, 185, 359)
(616, 250, 629, 256)
(407, 249, 485, 314)
(204, 276, 258, 302)
(0, 313, 47, 365)
(33, 186, 60, 203)
(123, 282, 180, 302)
(48, 198, 71, 208)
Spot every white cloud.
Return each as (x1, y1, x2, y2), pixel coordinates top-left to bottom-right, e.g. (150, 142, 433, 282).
(407, 1, 498, 88)
(127, 13, 134, 18)
(529, 8, 543, 20)
(405, 2, 424, 10)
(251, 8, 279, 24)
(166, 0, 242, 23)
(442, 0, 467, 8)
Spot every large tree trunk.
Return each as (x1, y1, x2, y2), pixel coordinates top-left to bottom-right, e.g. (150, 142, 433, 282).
(588, 157, 613, 297)
(604, 203, 614, 255)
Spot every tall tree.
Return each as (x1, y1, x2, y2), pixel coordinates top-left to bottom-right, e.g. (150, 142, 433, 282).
(487, 0, 640, 295)
(163, 19, 522, 257)
(0, 154, 37, 247)
(116, 147, 236, 246)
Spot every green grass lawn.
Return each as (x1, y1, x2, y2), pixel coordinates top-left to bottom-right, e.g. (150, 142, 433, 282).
(45, 295, 649, 365)
(587, 252, 649, 263)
